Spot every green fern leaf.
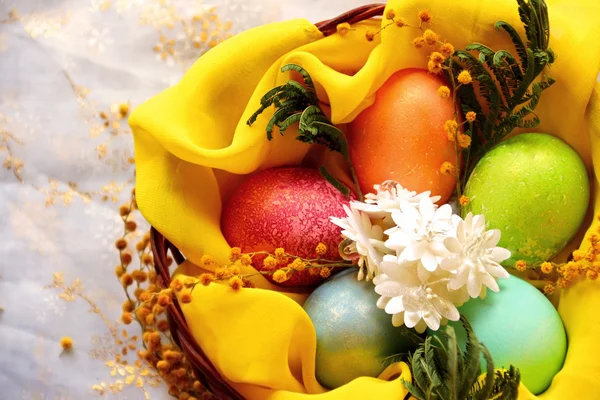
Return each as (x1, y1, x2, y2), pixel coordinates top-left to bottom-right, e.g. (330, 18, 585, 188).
(443, 326, 461, 399)
(319, 166, 350, 198)
(258, 85, 288, 106)
(402, 378, 427, 400)
(517, 0, 536, 48)
(410, 346, 432, 395)
(459, 319, 482, 399)
(472, 344, 495, 400)
(283, 79, 311, 99)
(278, 113, 302, 133)
(508, 47, 536, 109)
(266, 104, 301, 138)
(493, 50, 524, 83)
(495, 21, 528, 71)
(281, 63, 316, 94)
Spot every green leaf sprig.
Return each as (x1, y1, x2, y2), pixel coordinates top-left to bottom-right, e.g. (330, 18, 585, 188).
(402, 317, 521, 400)
(246, 63, 363, 201)
(446, 0, 555, 184)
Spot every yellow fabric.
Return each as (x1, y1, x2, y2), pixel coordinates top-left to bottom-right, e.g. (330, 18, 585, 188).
(130, 0, 600, 398)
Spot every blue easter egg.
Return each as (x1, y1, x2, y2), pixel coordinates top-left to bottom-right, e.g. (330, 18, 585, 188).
(303, 269, 421, 389)
(440, 275, 566, 394)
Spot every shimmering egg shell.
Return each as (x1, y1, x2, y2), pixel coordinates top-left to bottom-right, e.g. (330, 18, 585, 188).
(463, 133, 589, 266)
(347, 68, 457, 203)
(221, 167, 348, 287)
(304, 269, 422, 389)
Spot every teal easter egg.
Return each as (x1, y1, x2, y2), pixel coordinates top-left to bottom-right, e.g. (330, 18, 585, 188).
(464, 133, 589, 266)
(443, 275, 566, 394)
(303, 269, 421, 389)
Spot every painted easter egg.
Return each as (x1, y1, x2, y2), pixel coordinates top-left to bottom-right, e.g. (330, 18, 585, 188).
(347, 68, 457, 203)
(444, 275, 567, 394)
(304, 269, 422, 389)
(463, 133, 589, 266)
(221, 167, 348, 287)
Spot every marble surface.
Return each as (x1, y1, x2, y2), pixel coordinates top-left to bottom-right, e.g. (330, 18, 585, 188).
(0, 0, 366, 398)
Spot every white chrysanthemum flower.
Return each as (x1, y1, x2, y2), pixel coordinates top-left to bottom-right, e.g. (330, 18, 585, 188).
(374, 260, 461, 333)
(351, 181, 441, 227)
(441, 213, 511, 298)
(329, 183, 511, 332)
(330, 205, 389, 280)
(385, 196, 453, 272)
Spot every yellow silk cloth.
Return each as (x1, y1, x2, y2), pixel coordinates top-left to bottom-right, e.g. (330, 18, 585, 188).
(130, 0, 600, 397)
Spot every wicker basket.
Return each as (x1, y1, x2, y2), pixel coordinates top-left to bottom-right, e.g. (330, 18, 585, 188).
(151, 4, 386, 399)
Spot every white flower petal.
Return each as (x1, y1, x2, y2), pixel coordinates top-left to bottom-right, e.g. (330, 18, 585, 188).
(433, 296, 460, 321)
(401, 241, 428, 261)
(444, 236, 462, 254)
(376, 295, 391, 309)
(480, 287, 488, 300)
(431, 240, 450, 256)
(483, 229, 502, 248)
(473, 214, 486, 232)
(436, 204, 453, 220)
(467, 269, 483, 298)
(404, 310, 422, 328)
(417, 264, 432, 283)
(423, 311, 441, 331)
(382, 254, 399, 263)
(456, 219, 466, 243)
(391, 312, 405, 327)
(485, 262, 510, 278)
(492, 247, 511, 263)
(375, 280, 405, 297)
(440, 255, 461, 272)
(449, 266, 470, 290)
(385, 296, 405, 315)
(481, 273, 500, 292)
(421, 251, 439, 271)
(419, 196, 435, 220)
(386, 262, 421, 286)
(385, 232, 411, 250)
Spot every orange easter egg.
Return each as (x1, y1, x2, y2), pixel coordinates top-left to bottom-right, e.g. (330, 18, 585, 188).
(347, 68, 457, 203)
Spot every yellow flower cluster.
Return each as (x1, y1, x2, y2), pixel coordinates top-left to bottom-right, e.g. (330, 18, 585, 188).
(242, 242, 346, 284)
(114, 189, 211, 399)
(459, 195, 470, 206)
(531, 227, 600, 295)
(363, 8, 433, 43)
(60, 336, 73, 351)
(397, 10, 478, 205)
(166, 240, 350, 289)
(440, 161, 455, 176)
(336, 22, 353, 36)
(515, 259, 528, 272)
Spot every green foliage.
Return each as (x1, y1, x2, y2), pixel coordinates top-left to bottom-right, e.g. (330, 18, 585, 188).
(402, 317, 521, 400)
(247, 63, 362, 200)
(446, 0, 555, 177)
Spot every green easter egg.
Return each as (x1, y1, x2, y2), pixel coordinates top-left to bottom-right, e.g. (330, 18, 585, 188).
(464, 133, 589, 266)
(303, 269, 421, 389)
(445, 275, 566, 394)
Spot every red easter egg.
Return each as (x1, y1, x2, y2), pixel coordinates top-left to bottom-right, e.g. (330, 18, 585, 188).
(221, 167, 349, 287)
(347, 68, 457, 203)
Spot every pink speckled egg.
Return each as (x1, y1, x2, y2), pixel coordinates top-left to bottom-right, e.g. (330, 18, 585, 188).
(221, 167, 349, 287)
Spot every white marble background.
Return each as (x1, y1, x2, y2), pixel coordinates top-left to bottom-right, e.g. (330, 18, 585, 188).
(0, 0, 366, 398)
